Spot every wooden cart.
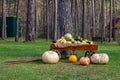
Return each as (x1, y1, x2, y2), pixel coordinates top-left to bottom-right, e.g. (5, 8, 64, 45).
(50, 43, 98, 57)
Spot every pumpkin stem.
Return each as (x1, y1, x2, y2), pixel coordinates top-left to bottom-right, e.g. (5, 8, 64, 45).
(85, 51, 90, 57)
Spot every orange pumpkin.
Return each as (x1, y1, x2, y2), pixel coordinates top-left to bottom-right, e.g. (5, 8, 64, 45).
(68, 55, 77, 63)
(79, 57, 90, 65)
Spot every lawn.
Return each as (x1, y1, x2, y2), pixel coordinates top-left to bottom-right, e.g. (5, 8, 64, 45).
(0, 39, 120, 80)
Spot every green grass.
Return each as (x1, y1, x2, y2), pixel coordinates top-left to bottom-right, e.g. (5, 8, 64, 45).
(0, 39, 120, 80)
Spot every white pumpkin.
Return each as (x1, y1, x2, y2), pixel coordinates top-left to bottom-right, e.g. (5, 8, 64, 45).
(90, 53, 109, 64)
(42, 51, 59, 64)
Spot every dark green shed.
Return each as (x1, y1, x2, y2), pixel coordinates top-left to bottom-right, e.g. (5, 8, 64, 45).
(0, 16, 21, 37)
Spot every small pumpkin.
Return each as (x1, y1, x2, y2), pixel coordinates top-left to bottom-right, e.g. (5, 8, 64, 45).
(79, 57, 90, 65)
(79, 51, 90, 65)
(68, 55, 77, 63)
(42, 51, 59, 64)
(90, 53, 109, 64)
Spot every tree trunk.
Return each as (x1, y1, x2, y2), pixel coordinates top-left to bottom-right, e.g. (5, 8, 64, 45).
(15, 0, 20, 42)
(74, 0, 79, 36)
(7, 0, 10, 16)
(82, 0, 86, 39)
(86, 0, 91, 39)
(14, 0, 17, 16)
(112, 0, 116, 41)
(58, 0, 73, 37)
(109, 0, 113, 42)
(25, 0, 36, 42)
(46, 0, 49, 41)
(1, 0, 7, 39)
(91, 0, 95, 40)
(34, 0, 37, 39)
(43, 0, 46, 39)
(101, 0, 105, 43)
(53, 0, 58, 40)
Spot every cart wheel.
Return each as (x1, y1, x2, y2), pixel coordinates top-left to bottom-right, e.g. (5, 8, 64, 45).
(89, 50, 96, 57)
(85, 51, 96, 58)
(59, 50, 77, 58)
(50, 50, 61, 58)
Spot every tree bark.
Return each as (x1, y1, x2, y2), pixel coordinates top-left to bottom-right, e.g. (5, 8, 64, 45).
(82, 0, 86, 39)
(34, 0, 37, 39)
(112, 0, 116, 41)
(15, 0, 20, 42)
(86, 0, 91, 39)
(54, 0, 58, 40)
(101, 0, 105, 43)
(43, 0, 46, 39)
(74, 0, 79, 36)
(109, 0, 113, 42)
(91, 0, 95, 40)
(94, 0, 101, 37)
(46, 0, 49, 41)
(58, 0, 73, 37)
(1, 0, 7, 39)
(7, 0, 10, 16)
(14, 0, 17, 16)
(25, 0, 36, 42)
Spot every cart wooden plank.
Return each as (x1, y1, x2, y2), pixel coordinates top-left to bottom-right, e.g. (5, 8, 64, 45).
(50, 43, 98, 51)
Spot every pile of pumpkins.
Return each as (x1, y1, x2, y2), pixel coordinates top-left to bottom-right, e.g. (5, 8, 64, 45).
(56, 33, 94, 45)
(41, 50, 109, 65)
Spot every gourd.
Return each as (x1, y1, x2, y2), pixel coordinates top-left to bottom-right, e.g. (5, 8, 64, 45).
(68, 55, 77, 63)
(42, 51, 59, 64)
(79, 57, 90, 65)
(90, 53, 109, 64)
(64, 33, 72, 41)
(56, 38, 66, 44)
